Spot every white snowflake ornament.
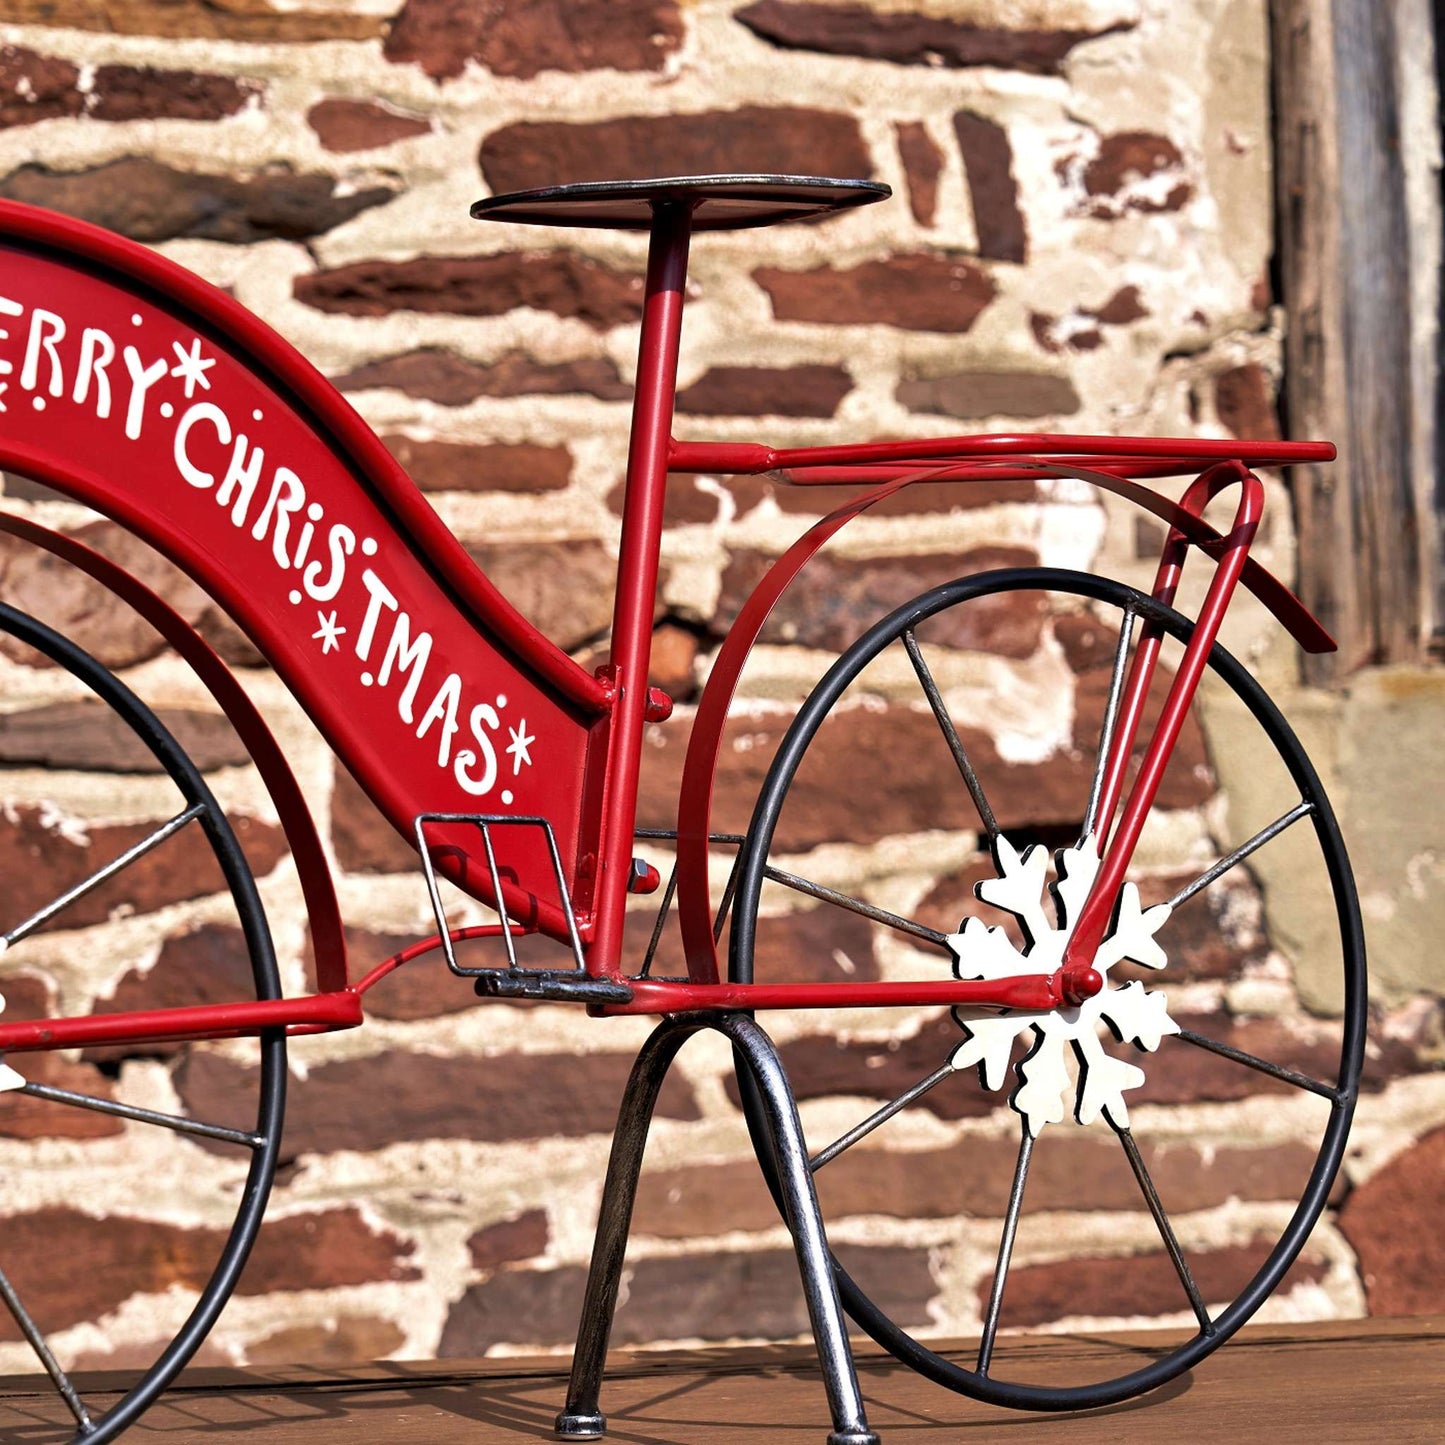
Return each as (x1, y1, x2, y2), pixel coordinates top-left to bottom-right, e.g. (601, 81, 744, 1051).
(946, 835, 1177, 1136)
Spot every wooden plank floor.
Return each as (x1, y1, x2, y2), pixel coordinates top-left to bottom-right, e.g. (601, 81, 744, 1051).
(1, 1317, 1439, 1442)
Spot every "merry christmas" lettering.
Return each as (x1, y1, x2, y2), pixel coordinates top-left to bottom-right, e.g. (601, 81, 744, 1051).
(0, 297, 537, 804)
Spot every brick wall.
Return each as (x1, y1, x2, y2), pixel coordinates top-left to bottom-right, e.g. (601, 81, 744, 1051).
(0, 0, 1441, 1390)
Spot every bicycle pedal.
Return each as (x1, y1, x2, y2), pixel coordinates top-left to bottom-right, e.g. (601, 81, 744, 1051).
(471, 970, 633, 1005)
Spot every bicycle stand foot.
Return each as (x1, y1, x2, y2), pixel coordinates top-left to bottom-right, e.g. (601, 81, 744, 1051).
(828, 1433, 882, 1445)
(555, 1409, 606, 1439)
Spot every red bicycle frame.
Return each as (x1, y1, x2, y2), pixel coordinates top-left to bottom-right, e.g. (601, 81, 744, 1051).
(0, 193, 1335, 1054)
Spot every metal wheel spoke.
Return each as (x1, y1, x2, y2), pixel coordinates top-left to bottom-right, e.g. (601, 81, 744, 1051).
(809, 1062, 957, 1172)
(639, 862, 679, 978)
(1174, 1028, 1340, 1100)
(16, 1079, 266, 1149)
(1081, 605, 1136, 842)
(759, 863, 950, 949)
(976, 1128, 1034, 1376)
(1165, 802, 1315, 909)
(1113, 1121, 1214, 1334)
(713, 846, 747, 943)
(0, 1263, 92, 1430)
(3, 802, 206, 947)
(902, 628, 998, 842)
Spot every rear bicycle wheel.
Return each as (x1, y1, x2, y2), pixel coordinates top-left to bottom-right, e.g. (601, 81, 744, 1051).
(730, 568, 1365, 1409)
(0, 601, 285, 1442)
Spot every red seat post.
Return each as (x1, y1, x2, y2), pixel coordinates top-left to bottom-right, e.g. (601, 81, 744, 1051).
(586, 200, 694, 978)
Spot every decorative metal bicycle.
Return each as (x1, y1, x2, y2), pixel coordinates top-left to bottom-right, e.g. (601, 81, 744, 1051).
(0, 175, 1365, 1444)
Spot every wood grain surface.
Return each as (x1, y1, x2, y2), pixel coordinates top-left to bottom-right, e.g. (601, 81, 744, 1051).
(1, 1316, 1439, 1443)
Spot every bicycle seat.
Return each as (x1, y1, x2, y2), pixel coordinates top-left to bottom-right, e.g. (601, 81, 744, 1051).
(471, 174, 890, 232)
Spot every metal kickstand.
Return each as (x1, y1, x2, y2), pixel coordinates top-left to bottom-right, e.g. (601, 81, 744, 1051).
(554, 1011, 882, 1445)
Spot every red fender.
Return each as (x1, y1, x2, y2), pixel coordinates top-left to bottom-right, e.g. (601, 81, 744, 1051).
(0, 513, 350, 993)
(673, 458, 1335, 985)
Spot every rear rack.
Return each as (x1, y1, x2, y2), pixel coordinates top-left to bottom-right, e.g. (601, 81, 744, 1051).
(413, 813, 631, 1005)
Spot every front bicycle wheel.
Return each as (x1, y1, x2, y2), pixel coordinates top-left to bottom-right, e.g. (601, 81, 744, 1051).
(730, 568, 1365, 1410)
(0, 602, 285, 1443)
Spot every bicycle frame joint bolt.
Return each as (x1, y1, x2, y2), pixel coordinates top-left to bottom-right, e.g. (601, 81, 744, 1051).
(628, 858, 662, 895)
(1060, 963, 1105, 1006)
(644, 686, 674, 722)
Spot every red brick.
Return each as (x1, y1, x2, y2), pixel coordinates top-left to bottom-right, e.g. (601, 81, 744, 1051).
(465, 540, 617, 653)
(308, 926, 476, 1020)
(0, 159, 395, 243)
(913, 855, 1029, 949)
(88, 924, 267, 1064)
(440, 1245, 932, 1353)
(1131, 1011, 1360, 1106)
(1215, 363, 1280, 440)
(896, 371, 1080, 420)
(295, 253, 644, 328)
(634, 1162, 784, 1238)
(1061, 131, 1194, 218)
(755, 254, 996, 333)
(811, 1133, 1332, 1222)
(480, 108, 871, 196)
(1339, 1129, 1445, 1316)
(740, 475, 1039, 518)
(713, 546, 1043, 655)
(648, 622, 700, 700)
(0, 1051, 124, 1140)
(0, 521, 208, 671)
(995, 1240, 1327, 1328)
(1030, 286, 1149, 353)
(1053, 611, 1118, 672)
(0, 47, 253, 127)
(2, 1, 382, 42)
(382, 436, 572, 494)
(606, 474, 725, 527)
(0, 699, 250, 773)
(639, 700, 1093, 853)
(745, 905, 882, 986)
(331, 765, 418, 875)
(306, 99, 430, 152)
(895, 121, 944, 226)
(1117, 869, 1268, 983)
(0, 1205, 415, 1342)
(1092, 285, 1149, 324)
(439, 1264, 588, 1354)
(608, 472, 1033, 526)
(0, 1207, 214, 1339)
(333, 349, 629, 404)
(954, 111, 1026, 262)
(1073, 661, 1215, 810)
(386, 0, 683, 82)
(619, 1244, 932, 1339)
(739, 1018, 996, 1122)
(0, 46, 80, 127)
(242, 1208, 420, 1293)
(622, 889, 880, 983)
(0, 809, 285, 939)
(676, 365, 852, 418)
(174, 1046, 699, 1155)
(736, 2, 1130, 74)
(1031, 311, 1099, 353)
(468, 1210, 549, 1270)
(88, 64, 255, 121)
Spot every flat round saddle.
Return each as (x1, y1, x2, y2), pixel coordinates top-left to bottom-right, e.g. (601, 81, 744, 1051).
(471, 174, 890, 232)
